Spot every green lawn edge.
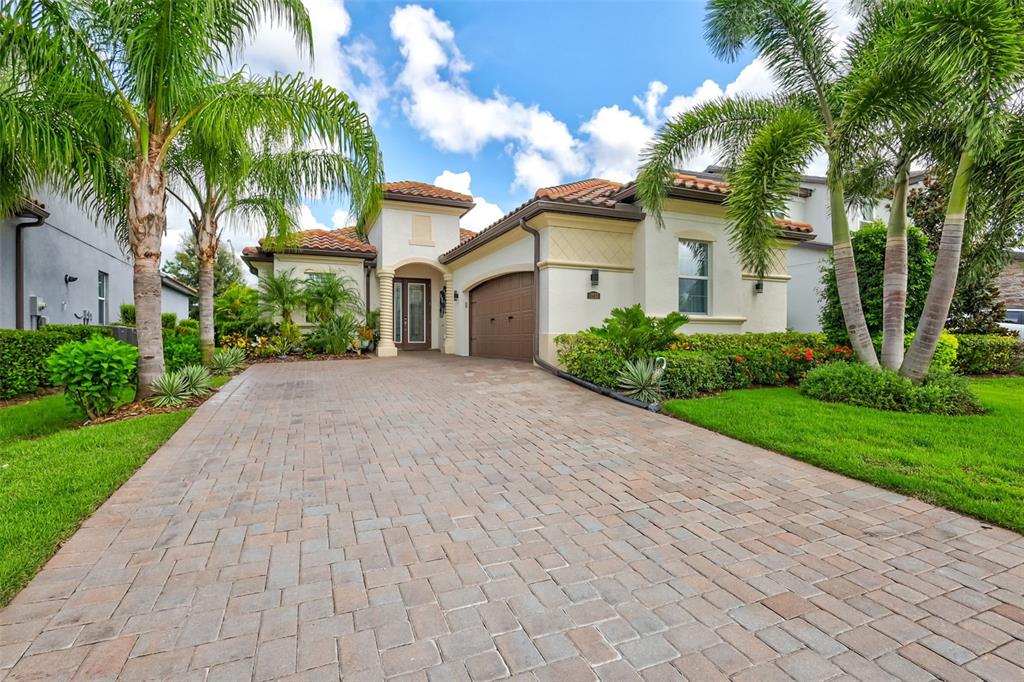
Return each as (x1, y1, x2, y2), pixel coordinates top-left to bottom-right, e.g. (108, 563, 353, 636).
(661, 377, 1024, 533)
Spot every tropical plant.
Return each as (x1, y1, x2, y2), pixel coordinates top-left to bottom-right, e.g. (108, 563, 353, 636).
(302, 272, 364, 324)
(176, 364, 211, 397)
(617, 357, 665, 404)
(258, 270, 304, 326)
(163, 333, 202, 372)
(149, 371, 191, 408)
(47, 336, 138, 419)
(118, 303, 135, 325)
(214, 282, 266, 339)
(308, 312, 359, 355)
(2, 0, 383, 397)
(210, 346, 246, 374)
(589, 305, 688, 358)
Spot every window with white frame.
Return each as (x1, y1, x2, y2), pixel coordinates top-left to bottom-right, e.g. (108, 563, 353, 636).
(678, 240, 709, 315)
(97, 271, 108, 324)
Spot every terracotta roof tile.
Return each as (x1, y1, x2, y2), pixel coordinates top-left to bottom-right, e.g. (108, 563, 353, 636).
(459, 228, 477, 243)
(384, 181, 474, 204)
(669, 173, 730, 194)
(773, 217, 814, 234)
(534, 178, 622, 207)
(242, 228, 375, 258)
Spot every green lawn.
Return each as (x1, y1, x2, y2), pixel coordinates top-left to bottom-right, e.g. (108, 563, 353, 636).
(662, 377, 1024, 533)
(0, 390, 203, 606)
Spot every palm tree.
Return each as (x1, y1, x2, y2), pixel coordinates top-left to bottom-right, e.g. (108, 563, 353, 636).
(257, 269, 303, 327)
(638, 0, 880, 366)
(168, 129, 381, 364)
(4, 0, 381, 396)
(303, 271, 363, 324)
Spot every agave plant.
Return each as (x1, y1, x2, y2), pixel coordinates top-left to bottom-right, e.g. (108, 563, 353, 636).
(149, 372, 192, 408)
(617, 357, 665, 404)
(211, 347, 247, 374)
(177, 364, 212, 397)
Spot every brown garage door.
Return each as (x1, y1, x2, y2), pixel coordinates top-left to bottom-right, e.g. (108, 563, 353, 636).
(470, 272, 535, 361)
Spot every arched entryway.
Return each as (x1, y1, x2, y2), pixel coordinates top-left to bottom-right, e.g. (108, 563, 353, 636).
(391, 262, 449, 352)
(469, 271, 535, 361)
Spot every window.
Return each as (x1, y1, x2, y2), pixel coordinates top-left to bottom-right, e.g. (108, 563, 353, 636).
(410, 215, 433, 245)
(860, 203, 875, 226)
(678, 240, 709, 315)
(97, 271, 108, 324)
(305, 271, 329, 283)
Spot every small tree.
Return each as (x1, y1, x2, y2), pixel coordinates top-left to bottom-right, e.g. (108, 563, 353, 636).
(257, 270, 303, 327)
(820, 223, 935, 341)
(302, 272, 363, 324)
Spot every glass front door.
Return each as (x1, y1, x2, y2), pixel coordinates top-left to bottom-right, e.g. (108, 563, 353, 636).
(393, 278, 430, 350)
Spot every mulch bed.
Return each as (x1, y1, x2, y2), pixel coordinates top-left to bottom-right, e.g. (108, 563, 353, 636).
(251, 352, 373, 363)
(87, 392, 214, 425)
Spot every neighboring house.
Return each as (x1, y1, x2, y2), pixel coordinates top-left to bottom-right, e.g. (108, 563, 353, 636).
(1, 190, 197, 330)
(243, 176, 814, 365)
(160, 275, 198, 321)
(996, 251, 1024, 310)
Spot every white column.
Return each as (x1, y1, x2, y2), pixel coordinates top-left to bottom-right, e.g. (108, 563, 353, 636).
(443, 273, 455, 354)
(377, 270, 398, 357)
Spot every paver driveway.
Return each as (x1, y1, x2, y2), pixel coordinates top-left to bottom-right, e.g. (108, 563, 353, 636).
(2, 355, 1023, 681)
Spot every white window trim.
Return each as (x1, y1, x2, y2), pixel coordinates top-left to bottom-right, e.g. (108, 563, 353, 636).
(678, 239, 711, 316)
(97, 271, 108, 325)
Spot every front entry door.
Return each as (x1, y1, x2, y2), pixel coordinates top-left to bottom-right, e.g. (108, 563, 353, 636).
(393, 278, 430, 350)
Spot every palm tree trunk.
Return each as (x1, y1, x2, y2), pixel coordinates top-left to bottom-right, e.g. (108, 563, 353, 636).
(129, 159, 167, 398)
(830, 183, 879, 366)
(196, 215, 217, 366)
(902, 149, 973, 381)
(881, 157, 911, 369)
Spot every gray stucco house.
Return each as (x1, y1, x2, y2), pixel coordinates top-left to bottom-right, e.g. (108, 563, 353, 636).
(1, 190, 195, 330)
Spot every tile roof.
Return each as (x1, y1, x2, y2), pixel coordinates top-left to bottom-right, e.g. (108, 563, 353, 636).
(534, 178, 622, 207)
(668, 172, 730, 194)
(384, 181, 474, 205)
(459, 228, 477, 243)
(773, 217, 814, 234)
(241, 228, 375, 258)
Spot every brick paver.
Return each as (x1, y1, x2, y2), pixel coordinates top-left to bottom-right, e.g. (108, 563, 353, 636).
(2, 355, 1022, 680)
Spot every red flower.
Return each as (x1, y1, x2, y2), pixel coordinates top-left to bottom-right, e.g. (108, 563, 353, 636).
(804, 349, 814, 361)
(735, 355, 745, 362)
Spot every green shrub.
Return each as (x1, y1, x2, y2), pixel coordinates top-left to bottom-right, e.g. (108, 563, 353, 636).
(799, 362, 982, 415)
(39, 324, 112, 341)
(47, 336, 138, 418)
(659, 351, 737, 398)
(589, 305, 687, 358)
(211, 346, 246, 374)
(0, 329, 74, 398)
(674, 331, 827, 352)
(177, 364, 211, 397)
(820, 222, 935, 341)
(161, 313, 178, 330)
(555, 332, 626, 387)
(119, 303, 136, 325)
(870, 330, 959, 371)
(954, 335, 1024, 375)
(163, 333, 201, 371)
(175, 319, 199, 336)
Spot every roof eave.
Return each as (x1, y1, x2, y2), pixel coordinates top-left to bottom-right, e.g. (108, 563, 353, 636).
(383, 192, 476, 216)
(440, 199, 643, 264)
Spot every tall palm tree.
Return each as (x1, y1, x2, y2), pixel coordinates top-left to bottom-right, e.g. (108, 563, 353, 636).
(638, 0, 881, 366)
(168, 129, 381, 364)
(4, 0, 381, 396)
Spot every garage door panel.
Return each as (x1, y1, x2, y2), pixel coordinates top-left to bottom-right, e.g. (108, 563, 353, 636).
(470, 272, 535, 361)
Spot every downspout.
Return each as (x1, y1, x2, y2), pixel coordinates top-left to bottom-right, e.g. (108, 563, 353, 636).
(15, 211, 46, 330)
(517, 219, 654, 411)
(364, 259, 375, 318)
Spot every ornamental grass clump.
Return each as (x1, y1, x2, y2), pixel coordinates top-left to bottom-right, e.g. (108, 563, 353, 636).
(210, 346, 247, 374)
(47, 336, 138, 419)
(149, 365, 213, 408)
(617, 357, 665, 404)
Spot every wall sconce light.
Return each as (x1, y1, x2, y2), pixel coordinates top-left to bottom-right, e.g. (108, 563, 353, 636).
(453, 290, 459, 301)
(64, 274, 78, 285)
(590, 269, 599, 287)
(754, 280, 764, 294)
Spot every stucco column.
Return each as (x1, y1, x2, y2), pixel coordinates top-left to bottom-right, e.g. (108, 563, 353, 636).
(377, 269, 398, 357)
(443, 273, 455, 354)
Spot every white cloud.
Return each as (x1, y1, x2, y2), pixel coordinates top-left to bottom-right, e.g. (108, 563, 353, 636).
(663, 58, 777, 120)
(579, 105, 653, 182)
(239, 0, 387, 119)
(433, 170, 505, 230)
(390, 5, 586, 191)
(633, 81, 668, 126)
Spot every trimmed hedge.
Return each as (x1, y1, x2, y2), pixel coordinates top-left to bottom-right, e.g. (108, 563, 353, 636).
(39, 324, 113, 341)
(0, 329, 75, 399)
(954, 335, 1024, 375)
(800, 362, 982, 416)
(554, 333, 627, 388)
(673, 331, 828, 352)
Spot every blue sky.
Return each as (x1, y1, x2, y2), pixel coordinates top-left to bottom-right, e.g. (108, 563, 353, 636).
(167, 0, 853, 254)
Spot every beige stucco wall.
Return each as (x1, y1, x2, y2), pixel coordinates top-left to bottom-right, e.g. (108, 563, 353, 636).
(369, 201, 464, 270)
(636, 199, 791, 334)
